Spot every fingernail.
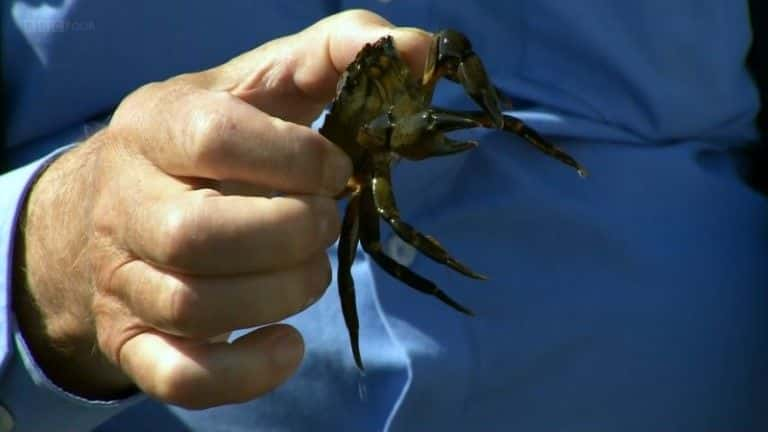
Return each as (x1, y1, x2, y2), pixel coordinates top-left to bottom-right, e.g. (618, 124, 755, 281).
(271, 328, 303, 368)
(325, 154, 352, 195)
(302, 295, 318, 311)
(319, 214, 331, 239)
(398, 27, 433, 38)
(209, 332, 232, 343)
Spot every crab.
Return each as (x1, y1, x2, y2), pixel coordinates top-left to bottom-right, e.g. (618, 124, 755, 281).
(320, 29, 586, 370)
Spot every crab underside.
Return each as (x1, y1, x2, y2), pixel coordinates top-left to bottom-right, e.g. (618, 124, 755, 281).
(319, 29, 586, 370)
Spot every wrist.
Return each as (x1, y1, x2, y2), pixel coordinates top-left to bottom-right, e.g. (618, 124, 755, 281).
(12, 136, 135, 398)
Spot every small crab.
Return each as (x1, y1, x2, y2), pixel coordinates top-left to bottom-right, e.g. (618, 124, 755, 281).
(320, 30, 586, 370)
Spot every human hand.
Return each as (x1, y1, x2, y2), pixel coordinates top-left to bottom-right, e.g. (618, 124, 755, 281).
(12, 10, 430, 408)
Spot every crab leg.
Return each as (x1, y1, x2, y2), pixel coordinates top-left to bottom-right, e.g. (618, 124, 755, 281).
(369, 154, 486, 280)
(429, 109, 588, 177)
(358, 186, 473, 316)
(419, 30, 586, 176)
(422, 30, 504, 127)
(338, 192, 364, 370)
(501, 114, 588, 177)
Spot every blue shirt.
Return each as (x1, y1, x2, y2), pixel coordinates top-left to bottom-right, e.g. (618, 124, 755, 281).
(3, 1, 768, 430)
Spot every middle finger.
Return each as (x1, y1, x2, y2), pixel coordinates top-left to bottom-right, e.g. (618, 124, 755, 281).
(125, 189, 340, 274)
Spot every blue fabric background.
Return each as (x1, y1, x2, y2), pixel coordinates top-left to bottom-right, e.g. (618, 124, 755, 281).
(2, 1, 767, 430)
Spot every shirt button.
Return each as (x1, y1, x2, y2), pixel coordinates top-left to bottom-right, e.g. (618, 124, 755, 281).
(385, 235, 417, 267)
(0, 404, 14, 432)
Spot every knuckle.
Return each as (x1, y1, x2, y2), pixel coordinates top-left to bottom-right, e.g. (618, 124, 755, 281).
(338, 9, 390, 26)
(156, 201, 205, 267)
(163, 276, 202, 335)
(111, 81, 163, 129)
(92, 296, 129, 363)
(157, 213, 190, 265)
(116, 80, 194, 125)
(187, 103, 236, 170)
(126, 81, 164, 105)
(133, 81, 167, 101)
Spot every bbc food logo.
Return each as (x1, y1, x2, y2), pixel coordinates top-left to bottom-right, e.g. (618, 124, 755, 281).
(19, 19, 96, 33)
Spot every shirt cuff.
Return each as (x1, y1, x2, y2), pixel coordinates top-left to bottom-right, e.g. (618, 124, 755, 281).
(0, 147, 144, 432)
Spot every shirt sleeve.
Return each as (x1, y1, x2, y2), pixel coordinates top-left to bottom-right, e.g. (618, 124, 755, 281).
(0, 148, 144, 432)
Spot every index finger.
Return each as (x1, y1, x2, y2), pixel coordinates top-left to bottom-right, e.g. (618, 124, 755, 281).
(161, 88, 352, 196)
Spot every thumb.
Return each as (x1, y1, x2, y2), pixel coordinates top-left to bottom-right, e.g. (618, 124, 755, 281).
(204, 10, 432, 124)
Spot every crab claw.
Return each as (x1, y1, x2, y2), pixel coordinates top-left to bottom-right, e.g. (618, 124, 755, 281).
(391, 110, 480, 160)
(423, 30, 504, 128)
